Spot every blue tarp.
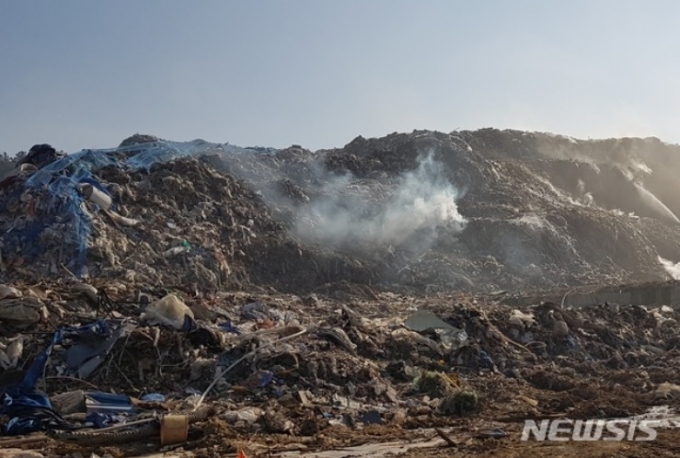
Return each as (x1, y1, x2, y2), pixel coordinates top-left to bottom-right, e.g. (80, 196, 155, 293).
(1, 330, 64, 435)
(0, 320, 135, 435)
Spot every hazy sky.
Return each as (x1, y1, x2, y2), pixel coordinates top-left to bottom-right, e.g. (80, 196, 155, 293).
(2, 1, 680, 154)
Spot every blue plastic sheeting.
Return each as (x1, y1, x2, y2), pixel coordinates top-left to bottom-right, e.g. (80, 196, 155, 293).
(22, 330, 63, 391)
(62, 320, 137, 379)
(0, 320, 137, 435)
(24, 140, 275, 188)
(25, 149, 119, 189)
(1, 138, 277, 277)
(1, 330, 65, 435)
(124, 140, 277, 172)
(86, 412, 119, 428)
(258, 370, 274, 388)
(6, 149, 118, 275)
(218, 321, 242, 335)
(85, 392, 135, 416)
(140, 393, 166, 402)
(2, 391, 65, 435)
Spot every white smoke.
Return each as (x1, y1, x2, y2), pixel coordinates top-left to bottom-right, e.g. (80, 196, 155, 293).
(511, 214, 547, 231)
(292, 152, 466, 250)
(576, 179, 595, 206)
(659, 256, 680, 280)
(631, 160, 653, 175)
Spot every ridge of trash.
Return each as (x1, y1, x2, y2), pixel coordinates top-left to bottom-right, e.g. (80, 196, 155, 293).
(4, 129, 680, 295)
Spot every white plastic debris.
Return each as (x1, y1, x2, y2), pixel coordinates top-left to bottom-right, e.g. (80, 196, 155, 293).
(141, 294, 194, 330)
(508, 309, 536, 329)
(6, 336, 23, 368)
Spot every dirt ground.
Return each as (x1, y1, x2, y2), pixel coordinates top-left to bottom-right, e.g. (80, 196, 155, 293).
(10, 415, 680, 457)
(396, 429, 680, 458)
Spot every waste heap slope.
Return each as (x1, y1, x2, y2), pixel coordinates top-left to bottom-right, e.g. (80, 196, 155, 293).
(275, 129, 680, 292)
(231, 129, 680, 293)
(0, 139, 377, 293)
(4, 129, 680, 294)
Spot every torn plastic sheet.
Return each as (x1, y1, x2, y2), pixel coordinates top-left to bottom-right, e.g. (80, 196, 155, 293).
(240, 302, 285, 322)
(25, 140, 277, 186)
(258, 370, 274, 388)
(218, 321, 242, 335)
(25, 149, 119, 189)
(140, 393, 166, 402)
(0, 179, 93, 274)
(2, 392, 65, 435)
(1, 321, 136, 435)
(404, 310, 468, 351)
(1, 331, 66, 435)
(86, 412, 120, 429)
(22, 330, 62, 391)
(404, 310, 455, 332)
(62, 320, 137, 379)
(124, 140, 277, 172)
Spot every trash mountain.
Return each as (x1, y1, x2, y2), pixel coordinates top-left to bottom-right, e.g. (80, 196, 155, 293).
(3, 128, 680, 294)
(5, 129, 680, 457)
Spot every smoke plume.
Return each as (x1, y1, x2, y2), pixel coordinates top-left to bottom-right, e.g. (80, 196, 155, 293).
(291, 152, 466, 252)
(659, 256, 680, 280)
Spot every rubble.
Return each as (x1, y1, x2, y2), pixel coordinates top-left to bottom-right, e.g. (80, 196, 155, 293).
(0, 278, 677, 455)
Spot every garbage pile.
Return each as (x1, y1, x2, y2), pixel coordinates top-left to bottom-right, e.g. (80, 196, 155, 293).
(4, 130, 680, 294)
(235, 128, 680, 293)
(0, 138, 296, 291)
(4, 130, 680, 456)
(2, 281, 680, 456)
(313, 129, 680, 291)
